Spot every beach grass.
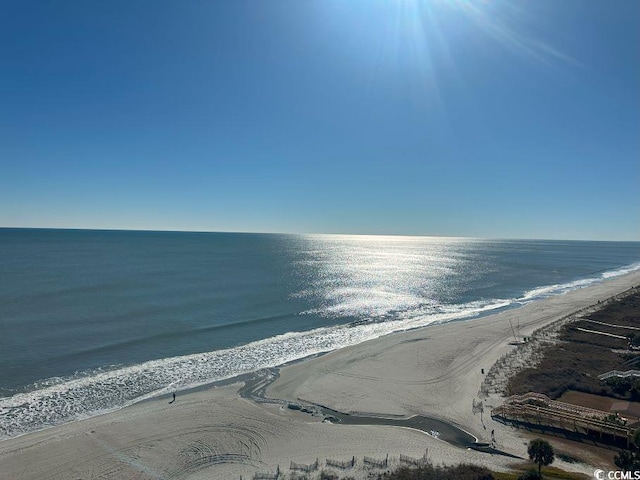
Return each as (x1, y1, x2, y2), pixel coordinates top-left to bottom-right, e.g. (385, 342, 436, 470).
(508, 291, 640, 399)
(495, 462, 591, 479)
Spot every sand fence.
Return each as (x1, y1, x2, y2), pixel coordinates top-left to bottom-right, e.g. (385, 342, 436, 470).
(325, 456, 356, 470)
(290, 458, 319, 473)
(363, 454, 389, 469)
(252, 465, 280, 479)
(399, 448, 429, 467)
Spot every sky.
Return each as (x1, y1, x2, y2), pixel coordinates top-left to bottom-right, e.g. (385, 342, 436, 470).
(0, 0, 638, 240)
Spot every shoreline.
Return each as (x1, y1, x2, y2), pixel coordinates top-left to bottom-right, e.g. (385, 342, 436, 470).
(1, 271, 640, 479)
(2, 263, 638, 443)
(268, 272, 640, 422)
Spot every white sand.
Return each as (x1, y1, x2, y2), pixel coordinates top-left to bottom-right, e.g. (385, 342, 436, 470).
(2, 270, 639, 479)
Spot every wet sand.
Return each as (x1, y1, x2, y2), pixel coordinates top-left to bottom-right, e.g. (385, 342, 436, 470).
(1, 270, 639, 479)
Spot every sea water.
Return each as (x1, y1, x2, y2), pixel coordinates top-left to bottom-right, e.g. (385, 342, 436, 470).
(1, 228, 639, 438)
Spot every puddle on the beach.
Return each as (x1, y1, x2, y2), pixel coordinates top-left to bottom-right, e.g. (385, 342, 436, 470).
(237, 367, 497, 452)
(311, 404, 476, 448)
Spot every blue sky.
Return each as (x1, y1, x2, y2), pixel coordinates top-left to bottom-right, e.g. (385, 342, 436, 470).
(1, 0, 638, 240)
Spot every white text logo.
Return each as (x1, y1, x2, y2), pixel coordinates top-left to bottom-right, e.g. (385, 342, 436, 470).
(594, 470, 640, 480)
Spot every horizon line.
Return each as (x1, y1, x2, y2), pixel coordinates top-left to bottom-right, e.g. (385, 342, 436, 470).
(1, 225, 638, 243)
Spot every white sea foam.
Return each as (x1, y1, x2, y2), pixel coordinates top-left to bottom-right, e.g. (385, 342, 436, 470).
(518, 262, 640, 303)
(1, 260, 638, 441)
(601, 262, 640, 279)
(0, 293, 513, 439)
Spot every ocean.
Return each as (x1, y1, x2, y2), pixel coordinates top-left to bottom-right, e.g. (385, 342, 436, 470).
(1, 228, 639, 439)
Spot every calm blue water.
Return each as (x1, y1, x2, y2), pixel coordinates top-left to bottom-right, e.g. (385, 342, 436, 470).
(1, 228, 639, 438)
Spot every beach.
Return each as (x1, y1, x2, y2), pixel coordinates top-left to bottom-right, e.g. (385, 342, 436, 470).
(1, 270, 639, 479)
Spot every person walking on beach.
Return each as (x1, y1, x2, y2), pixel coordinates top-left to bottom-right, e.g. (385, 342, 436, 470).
(169, 392, 176, 404)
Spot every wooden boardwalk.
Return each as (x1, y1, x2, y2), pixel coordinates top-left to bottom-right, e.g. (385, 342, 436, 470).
(492, 392, 634, 447)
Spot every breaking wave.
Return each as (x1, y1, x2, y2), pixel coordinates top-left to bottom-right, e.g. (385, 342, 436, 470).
(1, 261, 638, 440)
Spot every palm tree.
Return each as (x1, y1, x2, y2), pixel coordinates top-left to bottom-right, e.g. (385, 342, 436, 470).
(527, 438, 554, 476)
